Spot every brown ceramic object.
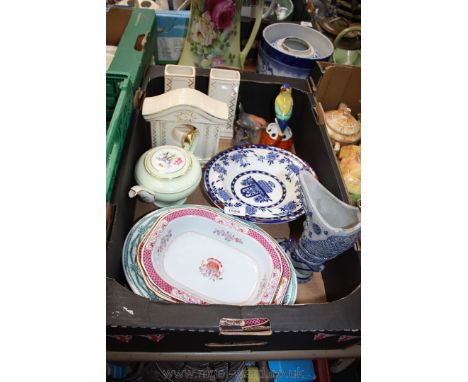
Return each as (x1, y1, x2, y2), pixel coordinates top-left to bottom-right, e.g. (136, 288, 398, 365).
(324, 103, 360, 151)
(319, 17, 351, 36)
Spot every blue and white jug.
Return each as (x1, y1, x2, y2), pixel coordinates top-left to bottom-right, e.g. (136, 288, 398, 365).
(284, 171, 361, 283)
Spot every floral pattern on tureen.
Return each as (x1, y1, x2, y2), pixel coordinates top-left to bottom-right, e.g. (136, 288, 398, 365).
(152, 150, 185, 173)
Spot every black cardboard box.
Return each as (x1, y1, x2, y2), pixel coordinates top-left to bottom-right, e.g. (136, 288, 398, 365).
(106, 66, 361, 357)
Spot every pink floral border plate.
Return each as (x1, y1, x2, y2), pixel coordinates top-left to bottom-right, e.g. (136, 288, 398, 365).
(139, 207, 284, 305)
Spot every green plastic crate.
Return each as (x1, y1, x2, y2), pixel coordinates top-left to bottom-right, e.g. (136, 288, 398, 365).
(106, 7, 156, 201)
(106, 72, 133, 201)
(106, 6, 157, 93)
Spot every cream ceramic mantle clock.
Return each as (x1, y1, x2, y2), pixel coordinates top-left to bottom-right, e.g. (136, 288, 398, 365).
(142, 88, 229, 164)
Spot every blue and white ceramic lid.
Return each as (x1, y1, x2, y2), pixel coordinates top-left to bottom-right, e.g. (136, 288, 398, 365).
(203, 145, 317, 224)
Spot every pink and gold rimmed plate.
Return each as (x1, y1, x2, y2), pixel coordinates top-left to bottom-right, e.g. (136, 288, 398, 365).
(139, 207, 284, 305)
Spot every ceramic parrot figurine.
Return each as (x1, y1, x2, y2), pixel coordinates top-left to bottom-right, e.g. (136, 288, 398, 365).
(274, 83, 293, 133)
(259, 83, 294, 151)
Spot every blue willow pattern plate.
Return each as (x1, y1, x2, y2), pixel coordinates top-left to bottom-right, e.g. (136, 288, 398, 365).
(203, 145, 316, 224)
(122, 205, 297, 304)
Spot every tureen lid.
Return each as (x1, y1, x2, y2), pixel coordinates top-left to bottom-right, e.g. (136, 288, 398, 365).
(144, 145, 191, 179)
(324, 103, 361, 143)
(325, 105, 360, 135)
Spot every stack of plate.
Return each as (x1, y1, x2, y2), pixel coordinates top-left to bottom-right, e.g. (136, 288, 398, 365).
(123, 205, 297, 305)
(203, 145, 317, 224)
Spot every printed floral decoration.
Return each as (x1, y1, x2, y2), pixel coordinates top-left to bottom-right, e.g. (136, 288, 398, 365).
(154, 151, 185, 172)
(199, 257, 224, 281)
(188, 0, 240, 68)
(213, 228, 243, 243)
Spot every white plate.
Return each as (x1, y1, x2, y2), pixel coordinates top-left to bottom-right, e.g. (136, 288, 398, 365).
(139, 207, 283, 305)
(122, 205, 298, 304)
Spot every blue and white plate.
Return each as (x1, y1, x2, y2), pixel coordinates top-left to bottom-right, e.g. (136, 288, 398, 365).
(203, 145, 316, 224)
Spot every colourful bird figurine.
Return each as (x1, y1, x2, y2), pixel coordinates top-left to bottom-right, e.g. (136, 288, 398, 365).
(274, 83, 293, 133)
(259, 83, 294, 151)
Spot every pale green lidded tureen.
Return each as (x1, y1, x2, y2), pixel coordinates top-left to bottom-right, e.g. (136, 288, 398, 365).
(129, 127, 202, 207)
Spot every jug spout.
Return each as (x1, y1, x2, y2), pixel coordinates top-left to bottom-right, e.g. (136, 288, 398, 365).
(299, 171, 361, 234)
(129, 185, 157, 204)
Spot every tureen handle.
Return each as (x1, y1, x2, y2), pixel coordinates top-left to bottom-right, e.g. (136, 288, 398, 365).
(128, 185, 157, 204)
(182, 125, 199, 153)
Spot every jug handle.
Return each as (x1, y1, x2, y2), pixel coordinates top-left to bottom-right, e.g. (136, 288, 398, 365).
(333, 25, 361, 48)
(182, 125, 199, 153)
(240, 0, 265, 69)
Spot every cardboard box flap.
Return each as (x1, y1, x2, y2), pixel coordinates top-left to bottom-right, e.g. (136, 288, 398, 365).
(107, 278, 241, 332)
(106, 7, 132, 46)
(107, 278, 361, 332)
(314, 64, 361, 117)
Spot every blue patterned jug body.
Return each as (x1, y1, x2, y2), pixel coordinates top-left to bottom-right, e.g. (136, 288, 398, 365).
(288, 172, 361, 282)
